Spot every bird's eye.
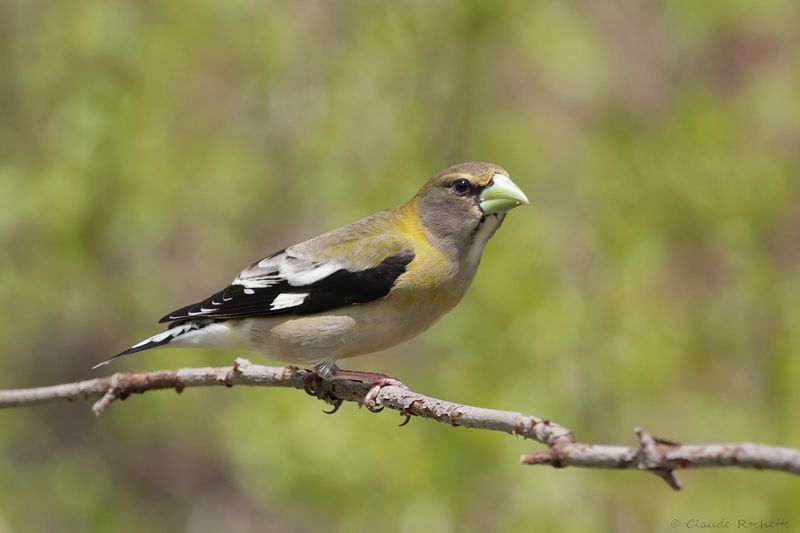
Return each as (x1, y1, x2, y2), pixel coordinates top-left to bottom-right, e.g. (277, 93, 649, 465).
(451, 178, 472, 195)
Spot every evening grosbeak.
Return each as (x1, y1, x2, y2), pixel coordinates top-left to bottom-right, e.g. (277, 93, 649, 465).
(95, 162, 528, 403)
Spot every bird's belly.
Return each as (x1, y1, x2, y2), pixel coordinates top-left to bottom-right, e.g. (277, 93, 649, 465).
(240, 291, 458, 364)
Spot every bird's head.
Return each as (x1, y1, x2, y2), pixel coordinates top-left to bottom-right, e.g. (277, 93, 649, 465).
(413, 162, 528, 260)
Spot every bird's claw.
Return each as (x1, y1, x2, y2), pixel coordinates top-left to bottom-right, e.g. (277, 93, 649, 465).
(304, 372, 343, 413)
(322, 398, 343, 414)
(362, 378, 405, 413)
(303, 372, 319, 397)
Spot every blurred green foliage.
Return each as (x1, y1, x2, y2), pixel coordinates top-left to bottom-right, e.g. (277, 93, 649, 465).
(1, 1, 799, 531)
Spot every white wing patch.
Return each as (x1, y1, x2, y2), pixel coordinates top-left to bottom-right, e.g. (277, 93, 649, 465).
(269, 292, 309, 311)
(284, 262, 339, 286)
(234, 275, 282, 289)
(234, 249, 342, 289)
(257, 255, 281, 269)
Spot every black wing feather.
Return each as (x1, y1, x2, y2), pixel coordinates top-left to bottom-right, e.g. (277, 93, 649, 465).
(160, 251, 414, 324)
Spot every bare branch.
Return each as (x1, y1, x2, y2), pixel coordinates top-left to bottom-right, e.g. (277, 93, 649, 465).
(1, 358, 798, 489)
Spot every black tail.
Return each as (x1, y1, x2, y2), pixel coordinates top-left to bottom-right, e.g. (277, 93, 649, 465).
(92, 322, 201, 370)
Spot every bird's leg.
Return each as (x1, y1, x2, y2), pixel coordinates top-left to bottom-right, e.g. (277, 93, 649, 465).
(313, 361, 406, 413)
(305, 361, 342, 413)
(312, 359, 338, 380)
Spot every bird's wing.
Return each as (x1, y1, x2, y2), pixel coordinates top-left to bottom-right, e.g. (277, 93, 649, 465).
(160, 212, 416, 324)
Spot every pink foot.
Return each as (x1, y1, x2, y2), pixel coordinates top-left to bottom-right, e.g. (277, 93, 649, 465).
(312, 362, 407, 413)
(363, 377, 405, 413)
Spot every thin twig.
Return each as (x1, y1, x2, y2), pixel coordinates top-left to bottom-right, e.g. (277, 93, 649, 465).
(0, 358, 798, 489)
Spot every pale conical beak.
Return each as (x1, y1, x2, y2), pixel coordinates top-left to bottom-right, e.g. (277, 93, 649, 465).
(479, 174, 529, 215)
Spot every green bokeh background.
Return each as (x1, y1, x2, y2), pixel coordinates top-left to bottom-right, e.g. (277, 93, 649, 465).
(1, 1, 799, 532)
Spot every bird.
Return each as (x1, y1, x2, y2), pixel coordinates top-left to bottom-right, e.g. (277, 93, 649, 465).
(95, 162, 528, 407)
